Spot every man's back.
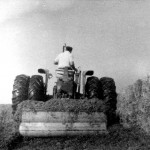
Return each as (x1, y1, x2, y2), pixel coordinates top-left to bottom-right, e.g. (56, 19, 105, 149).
(54, 51, 73, 68)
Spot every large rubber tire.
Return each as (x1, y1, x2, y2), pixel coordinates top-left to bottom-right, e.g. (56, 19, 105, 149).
(12, 74, 30, 115)
(85, 76, 100, 99)
(99, 77, 117, 127)
(28, 75, 45, 101)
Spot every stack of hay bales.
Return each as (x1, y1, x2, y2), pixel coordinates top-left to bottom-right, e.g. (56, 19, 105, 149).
(117, 77, 150, 133)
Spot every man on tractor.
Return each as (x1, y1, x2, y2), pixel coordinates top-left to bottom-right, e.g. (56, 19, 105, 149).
(54, 45, 77, 72)
(54, 45, 77, 98)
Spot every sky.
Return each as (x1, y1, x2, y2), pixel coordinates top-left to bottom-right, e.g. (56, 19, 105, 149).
(0, 0, 150, 104)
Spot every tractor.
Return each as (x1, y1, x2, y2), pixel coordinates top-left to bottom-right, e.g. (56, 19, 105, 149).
(53, 67, 95, 99)
(12, 58, 117, 136)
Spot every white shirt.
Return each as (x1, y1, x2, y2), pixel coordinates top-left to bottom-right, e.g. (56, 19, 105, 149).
(54, 51, 74, 68)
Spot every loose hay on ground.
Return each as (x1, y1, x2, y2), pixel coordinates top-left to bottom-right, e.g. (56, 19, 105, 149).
(14, 98, 106, 123)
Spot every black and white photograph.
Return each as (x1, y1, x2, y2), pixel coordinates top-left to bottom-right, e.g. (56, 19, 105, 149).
(0, 0, 150, 149)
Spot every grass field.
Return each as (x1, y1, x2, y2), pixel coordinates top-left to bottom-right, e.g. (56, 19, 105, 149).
(0, 104, 19, 150)
(1, 104, 150, 150)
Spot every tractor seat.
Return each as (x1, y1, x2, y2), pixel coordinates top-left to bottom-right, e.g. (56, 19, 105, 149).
(56, 67, 75, 81)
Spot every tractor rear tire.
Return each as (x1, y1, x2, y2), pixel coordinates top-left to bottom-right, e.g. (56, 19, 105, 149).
(28, 75, 45, 101)
(85, 76, 100, 99)
(12, 74, 30, 115)
(99, 77, 117, 126)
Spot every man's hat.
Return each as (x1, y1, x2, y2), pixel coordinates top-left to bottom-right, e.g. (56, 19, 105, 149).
(66, 46, 73, 51)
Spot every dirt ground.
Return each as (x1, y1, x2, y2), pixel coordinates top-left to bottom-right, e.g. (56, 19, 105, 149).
(7, 124, 150, 150)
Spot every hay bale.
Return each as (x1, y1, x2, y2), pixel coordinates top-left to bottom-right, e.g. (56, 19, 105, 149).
(118, 77, 150, 133)
(136, 79, 150, 133)
(117, 85, 137, 126)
